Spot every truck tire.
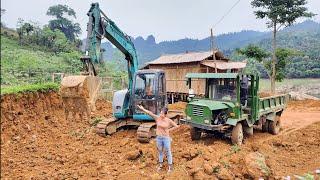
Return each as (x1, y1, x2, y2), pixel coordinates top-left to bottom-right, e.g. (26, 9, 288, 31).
(190, 127, 201, 140)
(262, 120, 269, 132)
(269, 115, 281, 135)
(231, 123, 243, 145)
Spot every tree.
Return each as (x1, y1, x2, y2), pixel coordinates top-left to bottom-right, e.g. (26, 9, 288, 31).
(46, 4, 81, 41)
(0, 8, 5, 27)
(16, 19, 34, 45)
(237, 44, 295, 83)
(251, 0, 315, 93)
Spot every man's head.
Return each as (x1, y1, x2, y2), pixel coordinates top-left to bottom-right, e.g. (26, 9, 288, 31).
(160, 107, 168, 118)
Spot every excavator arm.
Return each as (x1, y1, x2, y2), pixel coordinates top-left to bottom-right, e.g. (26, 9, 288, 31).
(60, 3, 140, 121)
(83, 3, 139, 91)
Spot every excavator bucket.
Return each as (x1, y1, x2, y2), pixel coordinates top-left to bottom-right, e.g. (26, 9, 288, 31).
(60, 75, 101, 120)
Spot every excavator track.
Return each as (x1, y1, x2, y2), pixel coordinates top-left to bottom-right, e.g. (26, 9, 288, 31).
(95, 118, 143, 137)
(95, 118, 116, 137)
(137, 122, 157, 143)
(95, 113, 183, 142)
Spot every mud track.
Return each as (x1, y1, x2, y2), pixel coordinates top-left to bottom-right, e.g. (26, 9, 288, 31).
(1, 92, 319, 179)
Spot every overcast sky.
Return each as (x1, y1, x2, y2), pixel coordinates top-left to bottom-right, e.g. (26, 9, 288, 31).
(1, 0, 319, 42)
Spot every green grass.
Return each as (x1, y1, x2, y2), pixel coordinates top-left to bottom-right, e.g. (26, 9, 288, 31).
(1, 35, 82, 86)
(1, 82, 59, 95)
(259, 78, 320, 92)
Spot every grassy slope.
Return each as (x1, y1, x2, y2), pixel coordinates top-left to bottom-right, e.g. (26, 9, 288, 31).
(1, 82, 59, 95)
(1, 35, 81, 85)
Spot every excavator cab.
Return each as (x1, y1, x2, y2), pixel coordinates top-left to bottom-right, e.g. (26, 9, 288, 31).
(132, 70, 166, 120)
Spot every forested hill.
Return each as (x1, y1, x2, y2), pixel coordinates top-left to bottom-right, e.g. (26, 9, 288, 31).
(101, 20, 320, 65)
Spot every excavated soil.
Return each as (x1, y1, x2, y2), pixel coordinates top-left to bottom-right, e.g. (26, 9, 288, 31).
(1, 92, 320, 179)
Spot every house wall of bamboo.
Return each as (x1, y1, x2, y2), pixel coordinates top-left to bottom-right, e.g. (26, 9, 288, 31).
(148, 63, 212, 95)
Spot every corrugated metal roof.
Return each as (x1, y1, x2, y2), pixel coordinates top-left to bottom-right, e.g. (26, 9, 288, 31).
(201, 60, 246, 70)
(147, 51, 226, 65)
(186, 73, 238, 79)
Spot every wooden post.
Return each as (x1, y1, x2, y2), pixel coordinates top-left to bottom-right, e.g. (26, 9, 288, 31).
(171, 93, 174, 104)
(214, 63, 217, 73)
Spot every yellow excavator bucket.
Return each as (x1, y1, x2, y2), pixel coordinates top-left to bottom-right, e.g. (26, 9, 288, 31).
(60, 75, 101, 120)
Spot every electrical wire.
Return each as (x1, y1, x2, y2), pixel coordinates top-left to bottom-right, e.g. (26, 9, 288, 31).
(211, 0, 241, 50)
(213, 0, 241, 28)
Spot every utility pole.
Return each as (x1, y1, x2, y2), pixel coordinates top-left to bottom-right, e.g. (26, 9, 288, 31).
(210, 28, 216, 60)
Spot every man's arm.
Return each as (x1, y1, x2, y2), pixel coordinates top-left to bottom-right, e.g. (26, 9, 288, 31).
(137, 105, 159, 120)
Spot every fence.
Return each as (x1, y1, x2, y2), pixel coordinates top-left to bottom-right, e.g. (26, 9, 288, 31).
(99, 76, 127, 101)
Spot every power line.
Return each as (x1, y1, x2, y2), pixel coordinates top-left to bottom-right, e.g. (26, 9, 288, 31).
(211, 0, 241, 51)
(213, 0, 241, 28)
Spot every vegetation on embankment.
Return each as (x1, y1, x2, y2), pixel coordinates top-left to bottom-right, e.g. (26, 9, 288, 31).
(0, 31, 82, 86)
(1, 82, 59, 95)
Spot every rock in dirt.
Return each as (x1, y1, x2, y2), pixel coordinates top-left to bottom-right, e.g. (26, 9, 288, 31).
(125, 150, 142, 160)
(193, 170, 209, 180)
(203, 163, 212, 175)
(186, 156, 204, 176)
(150, 173, 162, 180)
(217, 167, 233, 180)
(182, 148, 199, 160)
(244, 152, 270, 178)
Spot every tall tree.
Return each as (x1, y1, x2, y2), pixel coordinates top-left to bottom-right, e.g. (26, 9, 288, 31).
(16, 19, 34, 45)
(1, 8, 6, 27)
(1, 8, 5, 16)
(46, 4, 81, 41)
(237, 44, 295, 82)
(251, 0, 315, 93)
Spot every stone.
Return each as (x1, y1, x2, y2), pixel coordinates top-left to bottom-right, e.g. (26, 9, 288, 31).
(203, 163, 213, 175)
(125, 150, 142, 160)
(244, 152, 270, 179)
(217, 167, 233, 180)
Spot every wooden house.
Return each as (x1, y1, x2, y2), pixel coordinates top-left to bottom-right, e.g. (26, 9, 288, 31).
(143, 51, 246, 102)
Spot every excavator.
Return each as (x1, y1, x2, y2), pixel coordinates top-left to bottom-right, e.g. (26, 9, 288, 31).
(60, 3, 178, 142)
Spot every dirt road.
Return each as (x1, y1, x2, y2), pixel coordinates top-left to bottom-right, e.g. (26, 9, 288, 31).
(1, 92, 319, 179)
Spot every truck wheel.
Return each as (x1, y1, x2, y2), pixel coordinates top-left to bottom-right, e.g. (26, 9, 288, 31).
(269, 115, 281, 135)
(262, 120, 269, 132)
(231, 123, 243, 145)
(190, 127, 201, 140)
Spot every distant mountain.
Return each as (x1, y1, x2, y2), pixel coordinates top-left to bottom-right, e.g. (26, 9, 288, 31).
(101, 20, 320, 66)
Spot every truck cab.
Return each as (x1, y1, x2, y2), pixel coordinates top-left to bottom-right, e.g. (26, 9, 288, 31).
(182, 73, 260, 145)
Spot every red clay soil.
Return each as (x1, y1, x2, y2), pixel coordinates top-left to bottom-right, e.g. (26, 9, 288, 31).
(1, 92, 320, 179)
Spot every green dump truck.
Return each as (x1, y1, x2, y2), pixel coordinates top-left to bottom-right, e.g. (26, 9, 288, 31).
(180, 73, 289, 145)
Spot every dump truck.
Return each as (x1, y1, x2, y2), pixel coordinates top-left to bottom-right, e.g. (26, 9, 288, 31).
(180, 73, 289, 145)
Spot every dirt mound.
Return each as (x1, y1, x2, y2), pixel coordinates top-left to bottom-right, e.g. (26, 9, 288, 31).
(287, 99, 320, 112)
(1, 91, 113, 179)
(91, 99, 113, 118)
(1, 93, 320, 179)
(168, 101, 187, 111)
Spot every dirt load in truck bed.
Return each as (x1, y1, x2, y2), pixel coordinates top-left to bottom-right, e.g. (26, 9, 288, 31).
(1, 91, 319, 179)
